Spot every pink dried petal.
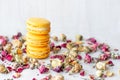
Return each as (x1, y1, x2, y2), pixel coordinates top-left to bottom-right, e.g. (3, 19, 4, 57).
(100, 53, 109, 61)
(77, 55, 82, 60)
(41, 75, 51, 80)
(0, 36, 7, 46)
(84, 54, 92, 63)
(117, 55, 120, 59)
(15, 67, 24, 73)
(0, 56, 5, 61)
(50, 42, 55, 49)
(61, 43, 67, 48)
(1, 51, 7, 57)
(5, 54, 13, 61)
(89, 75, 95, 80)
(39, 65, 49, 74)
(90, 43, 98, 52)
(12, 35, 19, 39)
(107, 60, 114, 66)
(53, 66, 63, 73)
(22, 48, 26, 53)
(99, 43, 109, 52)
(80, 70, 85, 76)
(22, 64, 30, 69)
(56, 45, 61, 49)
(66, 40, 72, 43)
(17, 32, 22, 37)
(65, 66, 72, 72)
(32, 78, 37, 80)
(50, 55, 65, 62)
(7, 66, 13, 72)
(87, 38, 97, 44)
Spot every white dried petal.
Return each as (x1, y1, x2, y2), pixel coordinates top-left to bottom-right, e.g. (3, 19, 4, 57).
(13, 73, 21, 78)
(0, 64, 7, 73)
(51, 59, 62, 68)
(96, 70, 103, 77)
(96, 62, 106, 70)
(106, 71, 114, 77)
(52, 36, 58, 41)
(75, 34, 83, 41)
(60, 34, 66, 42)
(51, 74, 64, 80)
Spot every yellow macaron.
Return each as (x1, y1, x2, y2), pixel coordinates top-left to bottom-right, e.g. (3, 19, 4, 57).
(26, 18, 50, 34)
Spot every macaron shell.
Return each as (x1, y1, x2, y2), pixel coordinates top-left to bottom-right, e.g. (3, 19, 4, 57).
(27, 50, 50, 59)
(26, 18, 50, 28)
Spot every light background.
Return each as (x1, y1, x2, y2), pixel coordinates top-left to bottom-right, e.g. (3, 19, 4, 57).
(0, 0, 120, 80)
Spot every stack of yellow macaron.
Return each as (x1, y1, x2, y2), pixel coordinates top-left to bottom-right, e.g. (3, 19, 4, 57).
(26, 18, 50, 59)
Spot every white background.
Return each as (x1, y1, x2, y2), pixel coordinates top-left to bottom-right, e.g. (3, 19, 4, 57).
(0, 0, 120, 80)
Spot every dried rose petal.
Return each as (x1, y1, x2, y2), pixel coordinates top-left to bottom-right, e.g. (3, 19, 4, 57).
(77, 55, 82, 60)
(41, 75, 52, 80)
(13, 73, 21, 78)
(107, 60, 114, 66)
(53, 66, 63, 73)
(90, 43, 98, 52)
(1, 51, 7, 57)
(50, 55, 65, 62)
(7, 66, 12, 72)
(84, 54, 92, 63)
(56, 45, 61, 49)
(87, 38, 97, 44)
(80, 70, 85, 76)
(65, 66, 72, 72)
(39, 65, 49, 74)
(22, 48, 26, 53)
(17, 32, 22, 37)
(99, 43, 109, 52)
(66, 40, 72, 43)
(22, 64, 30, 69)
(61, 43, 67, 48)
(0, 36, 7, 46)
(5, 54, 13, 61)
(15, 67, 24, 73)
(89, 75, 95, 80)
(100, 53, 109, 61)
(32, 78, 37, 80)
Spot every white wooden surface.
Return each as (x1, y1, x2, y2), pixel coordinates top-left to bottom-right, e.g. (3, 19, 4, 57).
(0, 0, 120, 80)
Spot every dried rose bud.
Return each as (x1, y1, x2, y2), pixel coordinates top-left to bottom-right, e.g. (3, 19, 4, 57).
(7, 66, 13, 72)
(12, 39, 22, 48)
(41, 75, 52, 80)
(60, 34, 66, 42)
(75, 34, 83, 41)
(39, 65, 49, 74)
(50, 59, 63, 68)
(32, 78, 37, 80)
(106, 60, 114, 66)
(96, 62, 106, 70)
(53, 66, 63, 73)
(77, 55, 82, 60)
(0, 64, 7, 73)
(84, 54, 92, 63)
(99, 53, 109, 61)
(52, 36, 58, 41)
(105, 71, 114, 77)
(61, 43, 67, 48)
(96, 70, 103, 77)
(13, 73, 21, 78)
(3, 43, 12, 53)
(87, 38, 97, 44)
(0, 36, 7, 46)
(5, 54, 13, 62)
(1, 50, 7, 57)
(51, 74, 64, 80)
(80, 70, 85, 76)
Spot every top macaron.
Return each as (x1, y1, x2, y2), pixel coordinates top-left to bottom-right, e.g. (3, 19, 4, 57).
(26, 18, 50, 34)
